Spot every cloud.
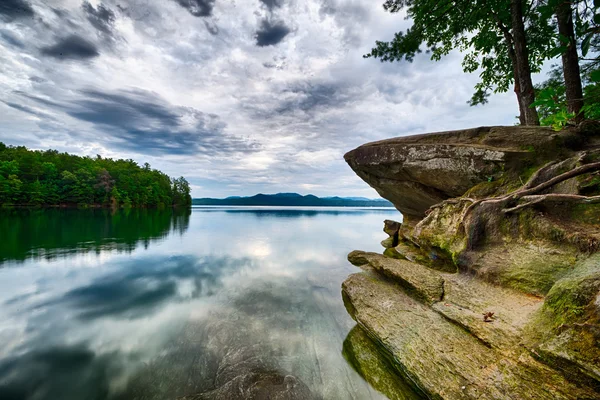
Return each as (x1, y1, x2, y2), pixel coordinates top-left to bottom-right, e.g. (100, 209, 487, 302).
(0, 0, 34, 20)
(0, 345, 118, 400)
(204, 20, 219, 35)
(0, 30, 24, 48)
(173, 0, 215, 17)
(0, 0, 522, 198)
(259, 0, 284, 11)
(37, 255, 254, 320)
(1, 101, 52, 120)
(18, 88, 257, 157)
(277, 82, 351, 114)
(82, 1, 116, 34)
(255, 19, 290, 46)
(40, 35, 100, 60)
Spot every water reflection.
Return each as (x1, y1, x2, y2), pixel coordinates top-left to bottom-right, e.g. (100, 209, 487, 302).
(0, 208, 190, 265)
(195, 206, 397, 219)
(0, 207, 407, 399)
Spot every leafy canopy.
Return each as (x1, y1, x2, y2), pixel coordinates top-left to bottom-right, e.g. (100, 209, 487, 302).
(365, 0, 556, 105)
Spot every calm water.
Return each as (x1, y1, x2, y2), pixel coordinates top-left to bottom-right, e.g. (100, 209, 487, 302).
(0, 206, 416, 400)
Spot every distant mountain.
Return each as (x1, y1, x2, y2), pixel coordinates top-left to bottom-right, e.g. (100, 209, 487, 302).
(192, 193, 394, 207)
(324, 196, 373, 201)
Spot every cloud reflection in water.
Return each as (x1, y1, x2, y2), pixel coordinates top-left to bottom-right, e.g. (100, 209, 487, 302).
(0, 207, 401, 399)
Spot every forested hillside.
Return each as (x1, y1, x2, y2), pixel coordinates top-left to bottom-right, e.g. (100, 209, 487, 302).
(0, 142, 191, 208)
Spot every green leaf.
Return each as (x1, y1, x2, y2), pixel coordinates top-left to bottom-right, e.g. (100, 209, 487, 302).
(548, 45, 567, 58)
(538, 5, 554, 19)
(582, 33, 593, 57)
(590, 69, 600, 83)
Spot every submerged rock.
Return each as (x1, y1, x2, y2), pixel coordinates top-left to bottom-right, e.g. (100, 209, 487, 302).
(342, 326, 423, 400)
(180, 370, 313, 400)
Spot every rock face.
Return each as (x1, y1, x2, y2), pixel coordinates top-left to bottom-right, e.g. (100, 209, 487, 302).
(342, 125, 600, 399)
(342, 271, 595, 399)
(344, 126, 586, 219)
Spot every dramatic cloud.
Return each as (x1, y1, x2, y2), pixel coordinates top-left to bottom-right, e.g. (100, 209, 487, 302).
(40, 35, 99, 60)
(1, 101, 51, 119)
(17, 88, 255, 156)
(255, 19, 291, 47)
(0, 0, 523, 198)
(0, 0, 34, 20)
(277, 82, 351, 114)
(82, 1, 116, 34)
(259, 0, 284, 11)
(173, 0, 215, 17)
(0, 30, 24, 48)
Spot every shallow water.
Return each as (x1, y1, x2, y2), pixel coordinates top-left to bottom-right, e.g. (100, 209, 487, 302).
(0, 206, 418, 399)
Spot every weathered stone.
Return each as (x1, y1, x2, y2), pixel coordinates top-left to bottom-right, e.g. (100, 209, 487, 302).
(383, 247, 406, 260)
(342, 272, 597, 399)
(381, 236, 396, 249)
(384, 219, 402, 236)
(343, 126, 583, 218)
(342, 125, 600, 398)
(342, 325, 424, 400)
(394, 240, 457, 273)
(463, 243, 579, 296)
(433, 273, 542, 350)
(349, 251, 444, 304)
(529, 254, 600, 389)
(348, 250, 379, 267)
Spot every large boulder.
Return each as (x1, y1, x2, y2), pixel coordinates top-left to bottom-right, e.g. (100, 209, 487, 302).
(342, 125, 600, 399)
(343, 126, 585, 218)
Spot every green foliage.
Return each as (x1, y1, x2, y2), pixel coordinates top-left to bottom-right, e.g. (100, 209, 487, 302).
(0, 143, 192, 208)
(534, 63, 600, 130)
(365, 0, 556, 106)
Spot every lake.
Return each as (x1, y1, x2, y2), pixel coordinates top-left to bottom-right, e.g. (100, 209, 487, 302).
(0, 206, 419, 400)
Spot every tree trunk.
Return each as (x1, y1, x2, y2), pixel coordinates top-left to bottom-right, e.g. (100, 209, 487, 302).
(510, 0, 540, 125)
(497, 20, 526, 125)
(508, 41, 526, 125)
(556, 1, 584, 122)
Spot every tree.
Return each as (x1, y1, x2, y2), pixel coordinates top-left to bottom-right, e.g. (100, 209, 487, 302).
(555, 0, 584, 121)
(95, 168, 114, 205)
(0, 174, 22, 203)
(172, 176, 192, 207)
(510, 0, 540, 125)
(29, 180, 44, 205)
(0, 141, 192, 208)
(365, 0, 557, 125)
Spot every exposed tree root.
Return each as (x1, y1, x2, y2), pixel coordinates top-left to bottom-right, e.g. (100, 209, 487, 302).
(422, 154, 600, 251)
(503, 194, 600, 213)
(425, 197, 475, 214)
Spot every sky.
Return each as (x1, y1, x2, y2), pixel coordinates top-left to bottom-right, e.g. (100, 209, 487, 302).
(0, 0, 523, 198)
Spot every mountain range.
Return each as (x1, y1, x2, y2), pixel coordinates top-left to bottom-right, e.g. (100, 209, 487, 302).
(192, 193, 394, 207)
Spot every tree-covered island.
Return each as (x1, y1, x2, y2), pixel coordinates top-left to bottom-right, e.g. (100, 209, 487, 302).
(0, 142, 191, 208)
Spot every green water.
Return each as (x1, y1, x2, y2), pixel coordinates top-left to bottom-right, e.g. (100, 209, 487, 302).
(0, 207, 420, 399)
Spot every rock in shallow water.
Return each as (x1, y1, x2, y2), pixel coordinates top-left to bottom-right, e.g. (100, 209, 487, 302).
(341, 272, 597, 399)
(342, 325, 424, 400)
